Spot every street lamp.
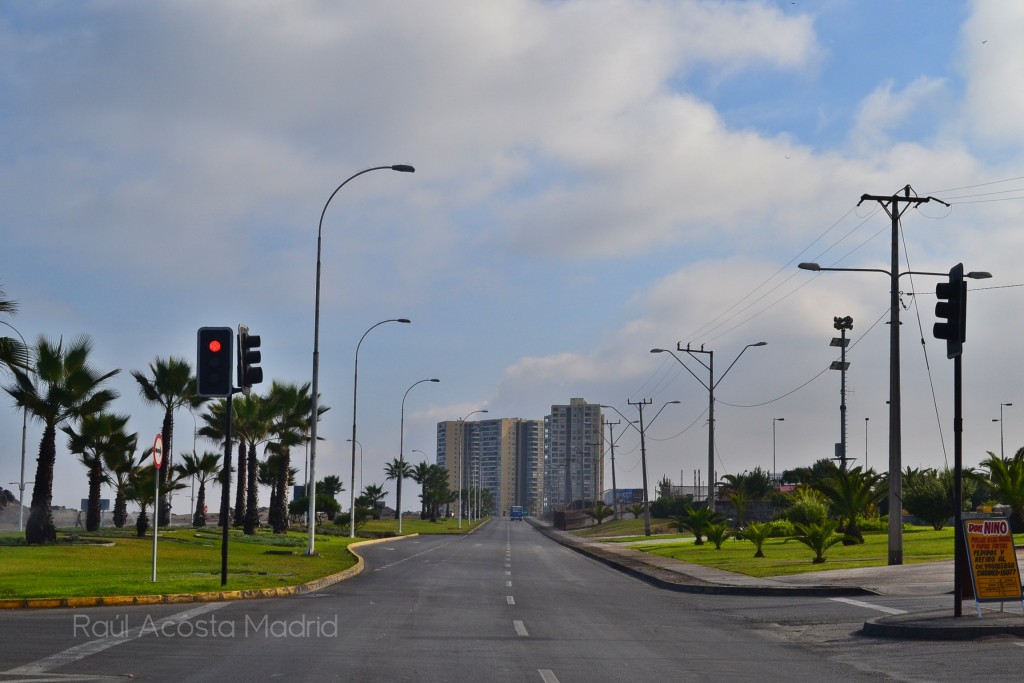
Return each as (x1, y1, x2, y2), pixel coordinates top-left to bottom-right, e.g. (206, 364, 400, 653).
(651, 341, 766, 512)
(307, 163, 415, 556)
(994, 403, 1013, 459)
(457, 409, 488, 529)
(0, 320, 29, 533)
(347, 318, 412, 540)
(772, 418, 785, 484)
(601, 401, 680, 536)
(398, 378, 440, 534)
(798, 261, 991, 565)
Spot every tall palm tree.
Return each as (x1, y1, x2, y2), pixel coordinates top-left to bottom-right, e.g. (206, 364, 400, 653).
(265, 382, 317, 533)
(102, 443, 139, 528)
(131, 357, 205, 526)
(176, 451, 221, 527)
(233, 393, 274, 534)
(3, 335, 118, 544)
(384, 457, 414, 522)
(976, 450, 1024, 532)
(411, 461, 432, 519)
(63, 412, 133, 531)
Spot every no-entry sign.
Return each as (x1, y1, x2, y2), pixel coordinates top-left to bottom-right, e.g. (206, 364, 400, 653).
(153, 434, 163, 470)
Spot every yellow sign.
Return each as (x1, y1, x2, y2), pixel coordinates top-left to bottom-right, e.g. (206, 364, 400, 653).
(964, 518, 1022, 602)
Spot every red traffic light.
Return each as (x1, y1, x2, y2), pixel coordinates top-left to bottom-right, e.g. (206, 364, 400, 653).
(208, 340, 222, 353)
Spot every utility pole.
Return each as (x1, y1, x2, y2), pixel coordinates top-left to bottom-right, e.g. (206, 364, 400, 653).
(858, 185, 944, 565)
(627, 399, 653, 536)
(606, 420, 621, 518)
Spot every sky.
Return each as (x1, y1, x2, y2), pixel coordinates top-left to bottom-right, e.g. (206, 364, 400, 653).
(2, 0, 1024, 516)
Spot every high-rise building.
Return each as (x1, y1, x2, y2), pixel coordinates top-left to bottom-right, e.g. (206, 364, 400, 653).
(543, 398, 604, 513)
(436, 417, 544, 517)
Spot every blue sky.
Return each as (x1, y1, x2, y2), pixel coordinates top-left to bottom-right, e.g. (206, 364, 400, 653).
(2, 0, 1024, 515)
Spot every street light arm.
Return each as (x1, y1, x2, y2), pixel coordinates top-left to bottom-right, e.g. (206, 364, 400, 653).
(600, 404, 641, 435)
(800, 262, 993, 280)
(715, 342, 767, 389)
(651, 348, 709, 391)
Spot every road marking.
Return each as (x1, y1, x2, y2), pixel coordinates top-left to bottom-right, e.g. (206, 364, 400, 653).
(506, 580, 512, 587)
(829, 597, 907, 615)
(505, 570, 511, 576)
(539, 670, 560, 683)
(373, 535, 464, 571)
(507, 595, 515, 605)
(5, 602, 228, 676)
(513, 620, 529, 636)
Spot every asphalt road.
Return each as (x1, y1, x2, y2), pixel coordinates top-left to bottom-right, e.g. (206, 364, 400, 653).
(2, 521, 1024, 681)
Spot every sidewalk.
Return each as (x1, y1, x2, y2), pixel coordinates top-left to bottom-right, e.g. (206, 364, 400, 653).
(528, 519, 1024, 641)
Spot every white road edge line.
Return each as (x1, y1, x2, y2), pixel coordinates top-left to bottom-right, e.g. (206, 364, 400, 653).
(829, 597, 907, 615)
(513, 619, 529, 636)
(507, 595, 515, 605)
(5, 602, 229, 676)
(539, 669, 560, 683)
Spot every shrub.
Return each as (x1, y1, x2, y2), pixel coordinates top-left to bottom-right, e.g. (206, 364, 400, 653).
(743, 522, 773, 557)
(705, 522, 731, 549)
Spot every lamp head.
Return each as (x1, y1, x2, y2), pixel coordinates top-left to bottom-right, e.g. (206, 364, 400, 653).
(650, 348, 667, 354)
(798, 262, 821, 271)
(753, 341, 767, 347)
(391, 165, 415, 173)
(966, 271, 992, 279)
(429, 378, 440, 383)
(397, 318, 411, 324)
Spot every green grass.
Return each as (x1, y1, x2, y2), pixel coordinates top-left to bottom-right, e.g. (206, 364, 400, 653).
(630, 527, 1024, 578)
(0, 518, 484, 600)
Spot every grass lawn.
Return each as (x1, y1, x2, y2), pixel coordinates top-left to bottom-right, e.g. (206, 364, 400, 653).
(0, 517, 486, 600)
(631, 527, 1024, 578)
(570, 517, 676, 539)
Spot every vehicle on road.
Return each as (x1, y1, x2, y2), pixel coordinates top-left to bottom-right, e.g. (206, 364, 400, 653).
(510, 505, 525, 521)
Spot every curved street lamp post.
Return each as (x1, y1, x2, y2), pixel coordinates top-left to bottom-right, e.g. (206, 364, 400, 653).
(398, 378, 440, 534)
(306, 164, 414, 556)
(347, 318, 411, 539)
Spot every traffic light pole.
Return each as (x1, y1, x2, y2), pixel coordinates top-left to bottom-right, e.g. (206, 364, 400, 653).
(954, 353, 964, 617)
(220, 391, 233, 586)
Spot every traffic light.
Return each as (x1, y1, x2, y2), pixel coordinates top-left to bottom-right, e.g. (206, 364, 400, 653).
(237, 325, 263, 395)
(197, 327, 233, 396)
(933, 263, 966, 359)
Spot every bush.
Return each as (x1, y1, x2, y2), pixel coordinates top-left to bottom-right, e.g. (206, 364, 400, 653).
(768, 519, 795, 537)
(786, 498, 828, 526)
(650, 495, 693, 519)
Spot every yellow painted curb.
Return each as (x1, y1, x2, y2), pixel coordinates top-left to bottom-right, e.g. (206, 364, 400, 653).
(0, 534, 417, 610)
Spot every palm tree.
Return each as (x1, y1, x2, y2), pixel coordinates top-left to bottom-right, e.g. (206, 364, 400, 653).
(128, 465, 158, 538)
(362, 483, 387, 519)
(411, 461, 432, 519)
(810, 464, 887, 544)
(131, 357, 205, 526)
(672, 504, 724, 545)
(976, 450, 1024, 532)
(197, 398, 237, 530)
(232, 393, 274, 534)
(265, 381, 317, 533)
(3, 335, 118, 544)
(629, 502, 646, 520)
(0, 287, 29, 375)
(384, 457, 415, 522)
(176, 451, 221, 527)
(102, 442, 139, 528)
(792, 520, 845, 563)
(742, 521, 773, 557)
(63, 412, 133, 531)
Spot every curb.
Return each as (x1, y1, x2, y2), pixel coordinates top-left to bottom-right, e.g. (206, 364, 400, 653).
(862, 609, 1024, 640)
(529, 520, 872, 597)
(0, 534, 413, 610)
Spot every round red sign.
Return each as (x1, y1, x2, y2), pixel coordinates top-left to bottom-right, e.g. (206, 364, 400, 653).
(153, 434, 164, 470)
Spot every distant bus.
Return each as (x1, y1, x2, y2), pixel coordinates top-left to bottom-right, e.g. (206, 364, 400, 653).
(510, 506, 525, 521)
